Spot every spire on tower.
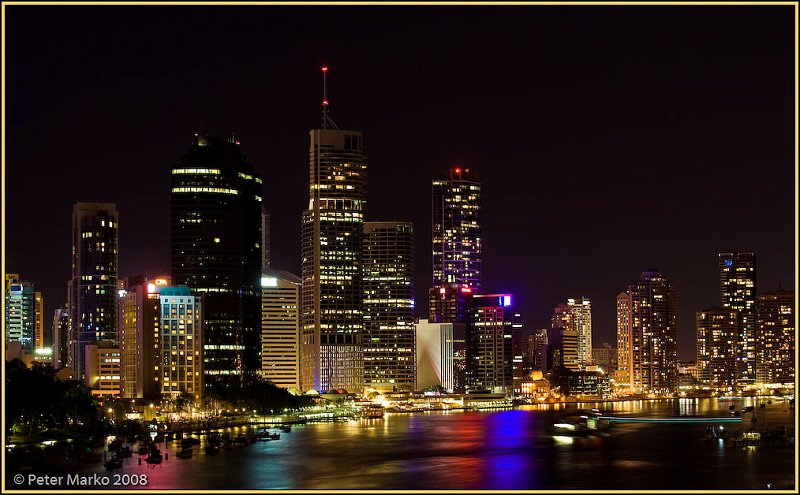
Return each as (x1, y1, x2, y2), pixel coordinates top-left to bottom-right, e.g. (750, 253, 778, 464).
(321, 65, 339, 130)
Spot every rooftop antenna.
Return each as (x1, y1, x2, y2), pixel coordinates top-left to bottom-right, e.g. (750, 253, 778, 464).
(321, 65, 338, 130)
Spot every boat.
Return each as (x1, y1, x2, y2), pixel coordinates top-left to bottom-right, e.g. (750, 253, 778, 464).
(269, 432, 281, 440)
(282, 425, 292, 433)
(234, 435, 249, 445)
(104, 455, 123, 470)
(364, 404, 385, 418)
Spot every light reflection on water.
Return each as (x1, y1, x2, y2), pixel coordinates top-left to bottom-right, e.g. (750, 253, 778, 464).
(26, 398, 794, 490)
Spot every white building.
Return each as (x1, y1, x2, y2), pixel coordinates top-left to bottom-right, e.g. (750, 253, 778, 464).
(261, 270, 301, 389)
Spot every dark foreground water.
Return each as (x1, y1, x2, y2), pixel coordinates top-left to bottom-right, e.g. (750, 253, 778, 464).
(8, 397, 795, 490)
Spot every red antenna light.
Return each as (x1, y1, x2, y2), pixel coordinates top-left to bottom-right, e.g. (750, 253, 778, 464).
(321, 66, 328, 72)
(322, 99, 329, 106)
(455, 167, 461, 174)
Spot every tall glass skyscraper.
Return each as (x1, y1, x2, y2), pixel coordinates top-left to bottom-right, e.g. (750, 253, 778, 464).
(362, 221, 415, 392)
(5, 275, 35, 349)
(69, 202, 119, 384)
(300, 100, 367, 393)
(171, 134, 262, 389)
(431, 167, 482, 290)
(466, 293, 514, 395)
(718, 252, 757, 385)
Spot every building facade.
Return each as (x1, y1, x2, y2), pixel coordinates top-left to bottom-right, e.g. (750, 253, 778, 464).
(5, 276, 35, 349)
(158, 286, 204, 399)
(696, 307, 739, 390)
(755, 290, 794, 386)
(432, 167, 482, 290)
(69, 203, 119, 384)
(170, 135, 262, 389)
(415, 319, 455, 392)
(300, 125, 367, 394)
(719, 252, 757, 385)
(550, 303, 580, 372)
(362, 222, 415, 392)
(466, 294, 514, 395)
(616, 270, 678, 394)
(261, 270, 301, 389)
(52, 307, 70, 369)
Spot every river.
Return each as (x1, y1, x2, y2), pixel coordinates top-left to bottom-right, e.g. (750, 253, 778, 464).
(8, 397, 795, 490)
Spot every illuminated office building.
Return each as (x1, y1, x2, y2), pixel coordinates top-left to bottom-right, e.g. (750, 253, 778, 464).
(34, 292, 44, 349)
(5, 275, 35, 350)
(616, 270, 677, 394)
(550, 303, 579, 372)
(158, 285, 203, 399)
(755, 290, 794, 386)
(696, 307, 738, 390)
(466, 293, 514, 395)
(84, 342, 121, 397)
(262, 206, 271, 270)
(432, 167, 481, 290)
(171, 135, 262, 388)
(362, 222, 415, 392)
(261, 270, 301, 389)
(300, 74, 367, 393)
(428, 284, 472, 324)
(719, 252, 757, 385)
(69, 202, 119, 384)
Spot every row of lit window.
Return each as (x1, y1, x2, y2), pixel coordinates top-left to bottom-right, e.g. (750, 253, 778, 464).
(172, 187, 239, 195)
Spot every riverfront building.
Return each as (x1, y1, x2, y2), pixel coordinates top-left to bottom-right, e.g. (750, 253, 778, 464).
(616, 270, 678, 394)
(300, 77, 368, 394)
(362, 222, 415, 392)
(415, 319, 456, 392)
(171, 135, 262, 389)
(755, 290, 795, 387)
(69, 202, 119, 385)
(5, 275, 35, 349)
(696, 307, 739, 390)
(719, 252, 757, 385)
(466, 294, 514, 395)
(261, 270, 301, 389)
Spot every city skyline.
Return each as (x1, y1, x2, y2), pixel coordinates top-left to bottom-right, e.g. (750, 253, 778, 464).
(5, 5, 795, 361)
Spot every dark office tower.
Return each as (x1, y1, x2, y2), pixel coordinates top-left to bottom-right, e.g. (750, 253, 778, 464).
(301, 69, 367, 393)
(432, 167, 482, 290)
(616, 270, 678, 394)
(69, 203, 119, 383)
(696, 307, 739, 391)
(362, 222, 415, 392)
(52, 307, 69, 369)
(428, 284, 472, 323)
(756, 290, 794, 386)
(171, 134, 263, 389)
(466, 293, 514, 395)
(718, 252, 757, 386)
(262, 206, 271, 270)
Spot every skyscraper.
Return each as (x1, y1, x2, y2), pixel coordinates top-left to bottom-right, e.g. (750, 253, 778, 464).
(69, 202, 119, 383)
(34, 292, 44, 349)
(466, 293, 514, 395)
(755, 289, 794, 386)
(262, 206, 271, 270)
(261, 270, 301, 389)
(5, 276, 35, 349)
(719, 252, 757, 385)
(550, 303, 579, 371)
(432, 167, 482, 290)
(696, 307, 738, 390)
(52, 307, 69, 369)
(362, 221, 415, 392)
(300, 70, 367, 393)
(616, 270, 677, 394)
(171, 135, 262, 389)
(551, 297, 592, 370)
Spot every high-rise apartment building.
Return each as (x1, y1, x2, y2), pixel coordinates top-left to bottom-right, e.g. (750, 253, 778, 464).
(719, 252, 757, 385)
(466, 293, 514, 395)
(362, 222, 415, 392)
(52, 307, 69, 369)
(158, 286, 203, 399)
(118, 276, 166, 400)
(69, 202, 119, 384)
(415, 319, 456, 392)
(261, 270, 301, 389)
(696, 307, 738, 390)
(551, 297, 592, 369)
(550, 304, 579, 371)
(5, 276, 35, 349)
(591, 343, 617, 373)
(616, 270, 677, 394)
(171, 135, 262, 389)
(756, 290, 794, 386)
(34, 292, 44, 349)
(300, 74, 368, 393)
(432, 167, 482, 290)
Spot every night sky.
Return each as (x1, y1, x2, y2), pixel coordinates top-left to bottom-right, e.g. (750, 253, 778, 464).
(5, 5, 794, 360)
